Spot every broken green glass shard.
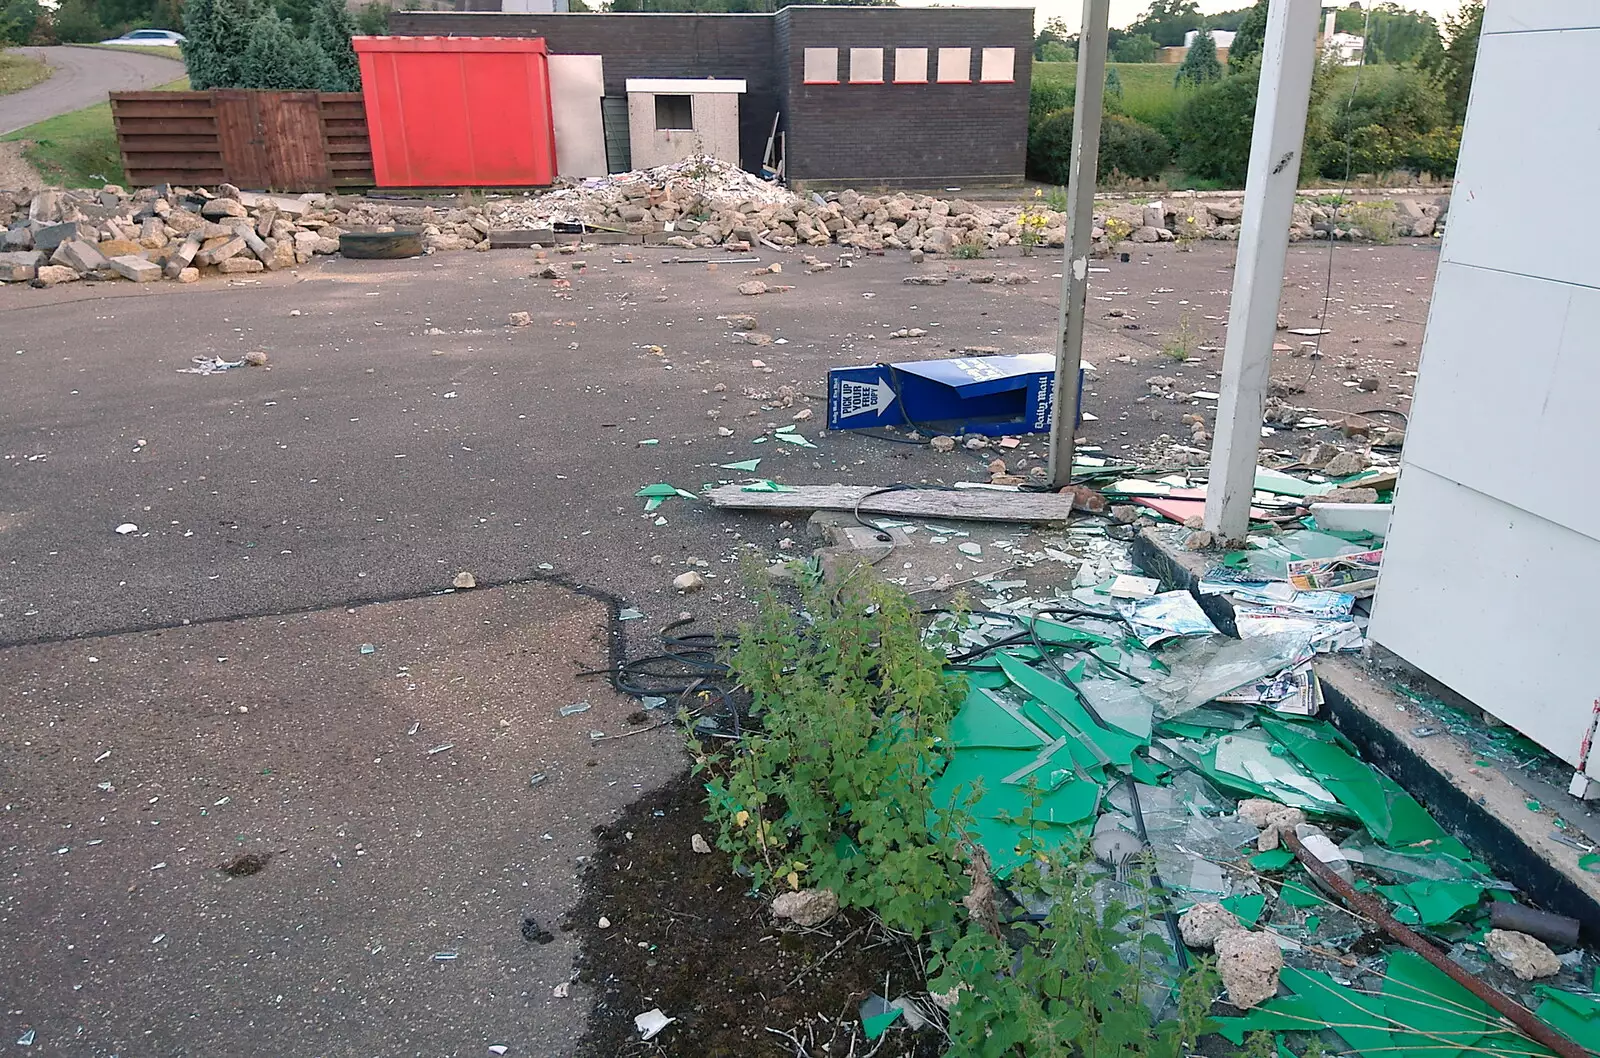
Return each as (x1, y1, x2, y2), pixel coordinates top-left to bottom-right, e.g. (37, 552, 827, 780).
(720, 459, 762, 471)
(741, 479, 795, 492)
(1376, 879, 1484, 926)
(1220, 892, 1267, 927)
(636, 483, 682, 497)
(1534, 987, 1600, 1052)
(1277, 874, 1325, 908)
(775, 433, 817, 447)
(1250, 848, 1296, 871)
(862, 1008, 902, 1039)
(948, 689, 1047, 750)
(996, 653, 1145, 764)
(1260, 716, 1473, 858)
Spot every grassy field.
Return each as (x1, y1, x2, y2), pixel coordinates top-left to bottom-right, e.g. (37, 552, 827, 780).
(1033, 61, 1202, 143)
(0, 51, 53, 96)
(1, 75, 189, 187)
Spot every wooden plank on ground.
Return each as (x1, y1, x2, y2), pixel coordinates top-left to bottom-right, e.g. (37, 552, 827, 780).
(706, 485, 1079, 523)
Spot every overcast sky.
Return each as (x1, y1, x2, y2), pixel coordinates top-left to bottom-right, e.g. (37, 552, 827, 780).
(891, 0, 1465, 34)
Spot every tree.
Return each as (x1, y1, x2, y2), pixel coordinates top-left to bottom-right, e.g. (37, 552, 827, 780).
(1127, 0, 1202, 48)
(309, 0, 360, 90)
(0, 0, 44, 43)
(1334, 3, 1439, 64)
(1109, 33, 1157, 63)
(1421, 0, 1481, 123)
(1175, 28, 1221, 86)
(183, 0, 258, 89)
(1033, 15, 1072, 61)
(239, 8, 337, 88)
(1203, 4, 1253, 32)
(1228, 0, 1267, 67)
(1104, 66, 1122, 101)
(52, 0, 106, 41)
(354, 2, 388, 33)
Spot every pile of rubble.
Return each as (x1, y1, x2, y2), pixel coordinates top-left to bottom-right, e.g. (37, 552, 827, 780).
(0, 184, 348, 286)
(1, 158, 1450, 287)
(484, 156, 1446, 254)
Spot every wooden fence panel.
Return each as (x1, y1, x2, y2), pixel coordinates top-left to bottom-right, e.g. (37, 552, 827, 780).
(112, 90, 374, 192)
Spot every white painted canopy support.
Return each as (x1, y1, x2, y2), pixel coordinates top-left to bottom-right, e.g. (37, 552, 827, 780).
(1046, 0, 1110, 489)
(1203, 0, 1322, 540)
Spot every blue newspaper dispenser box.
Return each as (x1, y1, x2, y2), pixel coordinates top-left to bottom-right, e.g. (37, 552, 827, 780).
(828, 353, 1073, 437)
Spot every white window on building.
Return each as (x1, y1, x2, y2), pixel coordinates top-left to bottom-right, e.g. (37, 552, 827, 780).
(804, 47, 839, 84)
(936, 46, 971, 83)
(980, 46, 1015, 83)
(849, 47, 884, 83)
(893, 47, 928, 83)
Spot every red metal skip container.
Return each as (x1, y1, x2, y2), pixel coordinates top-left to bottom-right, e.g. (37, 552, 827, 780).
(353, 36, 558, 187)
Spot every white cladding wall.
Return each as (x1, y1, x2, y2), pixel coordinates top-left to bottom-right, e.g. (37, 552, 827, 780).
(1368, 2, 1600, 778)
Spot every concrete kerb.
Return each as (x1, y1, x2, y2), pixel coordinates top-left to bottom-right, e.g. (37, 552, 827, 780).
(1132, 526, 1600, 939)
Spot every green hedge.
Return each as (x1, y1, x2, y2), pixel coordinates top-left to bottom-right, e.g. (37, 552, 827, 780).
(1028, 107, 1171, 184)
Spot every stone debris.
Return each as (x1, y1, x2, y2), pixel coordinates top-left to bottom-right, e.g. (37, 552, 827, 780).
(1215, 929, 1284, 1009)
(690, 833, 712, 854)
(770, 887, 839, 927)
(1177, 902, 1239, 949)
(243, 350, 269, 367)
(1484, 929, 1562, 981)
(3, 168, 1446, 293)
(672, 571, 706, 593)
(508, 311, 533, 327)
(2, 184, 351, 287)
(452, 571, 477, 589)
(930, 436, 957, 453)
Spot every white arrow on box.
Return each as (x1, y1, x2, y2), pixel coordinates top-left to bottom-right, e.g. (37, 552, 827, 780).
(836, 378, 897, 419)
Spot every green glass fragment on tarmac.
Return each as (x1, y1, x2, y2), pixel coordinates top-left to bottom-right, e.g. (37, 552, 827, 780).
(740, 479, 795, 492)
(1579, 852, 1600, 872)
(636, 483, 681, 497)
(1220, 892, 1266, 927)
(1260, 716, 1473, 859)
(720, 459, 762, 471)
(1250, 848, 1296, 871)
(996, 653, 1145, 764)
(774, 433, 817, 447)
(1376, 879, 1484, 926)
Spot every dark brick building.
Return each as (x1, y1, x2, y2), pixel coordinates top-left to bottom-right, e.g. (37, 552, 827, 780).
(387, 6, 1031, 188)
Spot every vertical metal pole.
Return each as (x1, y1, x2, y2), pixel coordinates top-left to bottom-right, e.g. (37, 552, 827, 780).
(1046, 0, 1110, 490)
(1203, 0, 1322, 540)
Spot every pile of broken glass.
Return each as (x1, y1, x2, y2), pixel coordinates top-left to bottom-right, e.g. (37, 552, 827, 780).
(928, 542, 1598, 1057)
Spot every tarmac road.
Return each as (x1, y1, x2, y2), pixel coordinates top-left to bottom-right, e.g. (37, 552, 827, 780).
(1, 45, 185, 136)
(0, 240, 1433, 1054)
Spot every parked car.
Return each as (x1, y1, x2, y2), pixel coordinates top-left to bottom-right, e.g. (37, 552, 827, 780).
(99, 29, 185, 46)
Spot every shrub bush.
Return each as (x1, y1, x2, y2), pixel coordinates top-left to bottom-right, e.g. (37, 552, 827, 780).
(1173, 71, 1259, 186)
(1311, 65, 1447, 179)
(1028, 107, 1171, 185)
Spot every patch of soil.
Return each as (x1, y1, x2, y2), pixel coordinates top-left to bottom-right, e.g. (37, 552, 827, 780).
(571, 771, 942, 1058)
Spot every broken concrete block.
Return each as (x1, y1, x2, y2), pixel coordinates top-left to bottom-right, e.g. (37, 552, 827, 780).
(3, 226, 34, 251)
(0, 250, 43, 281)
(104, 254, 160, 283)
(1485, 929, 1561, 981)
(52, 239, 110, 273)
(97, 238, 143, 258)
(33, 264, 80, 286)
(1178, 903, 1239, 950)
(1322, 451, 1369, 478)
(217, 256, 265, 274)
(737, 280, 768, 296)
(164, 235, 202, 278)
(195, 235, 245, 267)
(177, 267, 200, 283)
(33, 221, 80, 253)
(771, 888, 838, 927)
(1216, 930, 1283, 1009)
(106, 255, 162, 282)
(200, 197, 248, 219)
(263, 238, 295, 271)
